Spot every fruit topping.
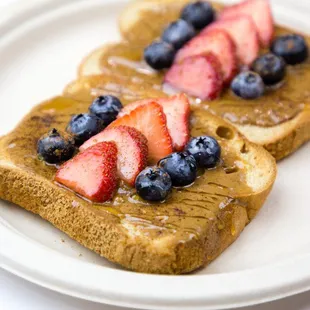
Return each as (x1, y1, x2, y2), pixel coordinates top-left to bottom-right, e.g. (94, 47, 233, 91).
(203, 15, 259, 65)
(144, 41, 176, 70)
(220, 0, 274, 47)
(108, 102, 173, 163)
(175, 29, 238, 85)
(164, 54, 223, 100)
(271, 34, 309, 65)
(158, 152, 197, 187)
(89, 95, 123, 126)
(80, 126, 148, 186)
(67, 113, 105, 146)
(181, 1, 215, 30)
(251, 53, 286, 85)
(185, 136, 221, 169)
(231, 71, 265, 100)
(135, 166, 172, 201)
(118, 94, 190, 151)
(37, 128, 76, 164)
(55, 142, 118, 203)
(162, 19, 196, 49)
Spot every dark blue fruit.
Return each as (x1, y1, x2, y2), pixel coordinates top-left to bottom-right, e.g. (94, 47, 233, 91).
(231, 71, 265, 100)
(67, 113, 104, 146)
(185, 136, 221, 169)
(158, 152, 197, 187)
(135, 166, 172, 201)
(144, 41, 176, 70)
(89, 95, 123, 126)
(162, 19, 196, 49)
(251, 53, 286, 85)
(181, 1, 215, 30)
(37, 128, 76, 164)
(271, 34, 308, 65)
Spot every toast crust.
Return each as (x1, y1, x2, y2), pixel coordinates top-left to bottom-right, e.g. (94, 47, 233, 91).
(0, 98, 276, 274)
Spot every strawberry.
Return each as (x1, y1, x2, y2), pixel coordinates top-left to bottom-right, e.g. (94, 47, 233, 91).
(118, 94, 190, 151)
(202, 15, 259, 65)
(108, 102, 173, 163)
(175, 29, 238, 85)
(164, 54, 223, 100)
(80, 126, 148, 186)
(220, 0, 274, 47)
(55, 142, 118, 203)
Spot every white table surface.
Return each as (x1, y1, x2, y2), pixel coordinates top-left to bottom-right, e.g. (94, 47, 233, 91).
(1, 0, 310, 309)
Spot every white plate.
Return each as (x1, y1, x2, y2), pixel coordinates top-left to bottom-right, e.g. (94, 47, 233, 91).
(0, 0, 310, 309)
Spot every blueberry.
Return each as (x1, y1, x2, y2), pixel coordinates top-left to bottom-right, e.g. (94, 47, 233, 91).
(37, 128, 76, 164)
(158, 152, 197, 187)
(185, 136, 221, 169)
(144, 41, 176, 70)
(135, 166, 172, 201)
(251, 53, 286, 85)
(181, 1, 215, 30)
(89, 95, 123, 126)
(67, 113, 105, 146)
(162, 19, 196, 49)
(231, 71, 265, 100)
(271, 34, 308, 65)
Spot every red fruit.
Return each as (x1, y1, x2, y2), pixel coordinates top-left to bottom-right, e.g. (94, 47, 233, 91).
(164, 54, 223, 100)
(118, 94, 190, 151)
(175, 29, 238, 84)
(220, 0, 274, 47)
(55, 142, 118, 203)
(108, 102, 173, 163)
(202, 15, 259, 65)
(80, 126, 148, 186)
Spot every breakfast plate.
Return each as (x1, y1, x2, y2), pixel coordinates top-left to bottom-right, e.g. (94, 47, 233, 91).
(1, 0, 310, 309)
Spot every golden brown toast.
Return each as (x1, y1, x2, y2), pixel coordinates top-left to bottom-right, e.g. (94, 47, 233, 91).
(76, 0, 310, 161)
(0, 95, 276, 274)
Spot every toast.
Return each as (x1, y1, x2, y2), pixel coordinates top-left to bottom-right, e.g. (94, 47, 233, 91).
(76, 0, 310, 161)
(0, 95, 276, 274)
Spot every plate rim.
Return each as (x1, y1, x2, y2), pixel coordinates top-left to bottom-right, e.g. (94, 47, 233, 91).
(1, 0, 310, 309)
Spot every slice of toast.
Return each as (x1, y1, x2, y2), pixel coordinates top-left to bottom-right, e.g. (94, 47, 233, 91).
(76, 0, 310, 161)
(0, 95, 276, 274)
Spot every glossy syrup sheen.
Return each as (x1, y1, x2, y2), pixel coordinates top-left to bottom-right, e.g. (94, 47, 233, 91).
(0, 95, 254, 244)
(91, 1, 310, 128)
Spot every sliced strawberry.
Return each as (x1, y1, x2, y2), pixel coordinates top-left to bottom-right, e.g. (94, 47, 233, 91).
(108, 102, 173, 163)
(80, 126, 148, 186)
(202, 15, 259, 65)
(55, 142, 118, 203)
(119, 94, 190, 151)
(175, 29, 238, 84)
(164, 54, 223, 100)
(220, 0, 274, 47)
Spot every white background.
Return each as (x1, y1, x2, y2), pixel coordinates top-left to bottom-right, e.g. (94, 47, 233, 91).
(1, 0, 310, 309)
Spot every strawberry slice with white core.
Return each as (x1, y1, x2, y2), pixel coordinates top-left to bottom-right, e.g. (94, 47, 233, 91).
(118, 94, 190, 151)
(220, 0, 274, 47)
(80, 126, 148, 186)
(55, 142, 118, 203)
(202, 15, 259, 65)
(164, 54, 223, 100)
(175, 29, 238, 84)
(108, 102, 173, 163)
